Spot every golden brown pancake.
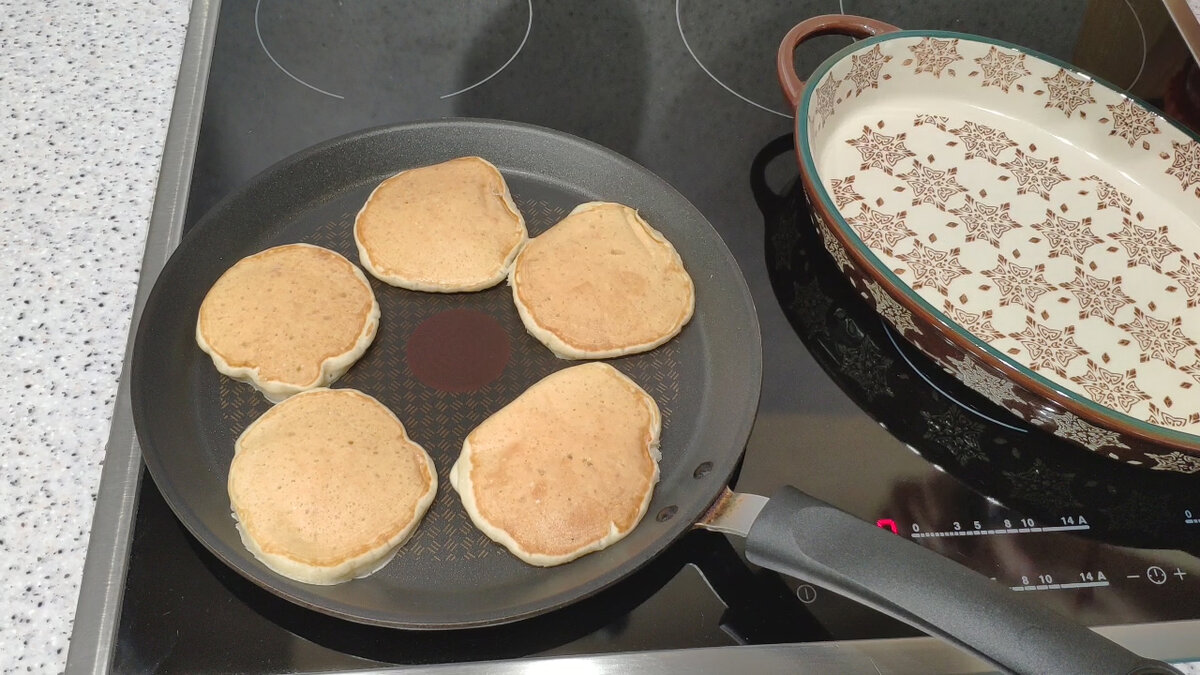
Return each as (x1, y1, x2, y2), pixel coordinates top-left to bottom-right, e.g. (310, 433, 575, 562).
(354, 156, 527, 292)
(228, 388, 437, 585)
(509, 201, 694, 359)
(196, 243, 379, 403)
(449, 363, 661, 566)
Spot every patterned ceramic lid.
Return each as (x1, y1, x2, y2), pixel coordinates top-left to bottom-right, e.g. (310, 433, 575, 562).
(795, 30, 1200, 466)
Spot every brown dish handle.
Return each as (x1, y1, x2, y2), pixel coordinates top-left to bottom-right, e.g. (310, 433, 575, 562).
(777, 14, 901, 111)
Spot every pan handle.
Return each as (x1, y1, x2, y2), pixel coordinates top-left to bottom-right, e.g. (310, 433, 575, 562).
(776, 14, 899, 111)
(745, 486, 1180, 675)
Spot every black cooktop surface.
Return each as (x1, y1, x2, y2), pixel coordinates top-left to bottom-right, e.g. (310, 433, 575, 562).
(115, 1, 1200, 672)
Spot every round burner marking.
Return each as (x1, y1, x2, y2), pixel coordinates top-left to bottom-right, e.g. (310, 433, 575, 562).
(440, 0, 533, 99)
(1122, 0, 1147, 92)
(405, 309, 511, 393)
(675, 0, 791, 119)
(254, 0, 345, 100)
(880, 319, 1027, 433)
(254, 0, 531, 102)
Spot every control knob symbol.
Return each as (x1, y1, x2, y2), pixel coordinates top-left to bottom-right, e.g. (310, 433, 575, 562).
(1146, 566, 1168, 585)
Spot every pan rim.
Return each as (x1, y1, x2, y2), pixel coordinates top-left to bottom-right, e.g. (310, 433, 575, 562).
(130, 117, 763, 629)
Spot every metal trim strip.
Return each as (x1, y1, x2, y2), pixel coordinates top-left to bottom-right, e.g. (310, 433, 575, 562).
(65, 1, 220, 672)
(1163, 0, 1200, 63)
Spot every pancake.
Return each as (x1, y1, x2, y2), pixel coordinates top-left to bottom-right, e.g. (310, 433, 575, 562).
(228, 388, 437, 585)
(509, 201, 694, 359)
(196, 243, 379, 403)
(354, 156, 527, 292)
(450, 362, 661, 566)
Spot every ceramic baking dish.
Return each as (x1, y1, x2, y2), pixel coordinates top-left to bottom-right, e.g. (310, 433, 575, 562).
(779, 15, 1200, 473)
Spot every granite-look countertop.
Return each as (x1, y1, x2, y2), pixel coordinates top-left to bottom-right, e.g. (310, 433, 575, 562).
(0, 2, 188, 672)
(5, 3, 1200, 674)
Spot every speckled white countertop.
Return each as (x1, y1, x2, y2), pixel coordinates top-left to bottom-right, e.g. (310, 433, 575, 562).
(6, 2, 1200, 674)
(0, 1, 188, 672)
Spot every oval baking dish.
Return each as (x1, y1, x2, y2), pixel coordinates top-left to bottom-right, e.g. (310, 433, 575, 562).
(779, 15, 1200, 473)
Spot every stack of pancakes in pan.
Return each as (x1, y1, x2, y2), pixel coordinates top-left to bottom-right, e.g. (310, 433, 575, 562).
(196, 156, 694, 582)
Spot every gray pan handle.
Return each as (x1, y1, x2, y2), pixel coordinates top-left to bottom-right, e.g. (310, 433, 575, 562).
(744, 486, 1179, 675)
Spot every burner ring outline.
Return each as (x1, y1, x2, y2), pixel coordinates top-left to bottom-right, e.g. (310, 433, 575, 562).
(881, 319, 1029, 433)
(255, 0, 345, 100)
(441, 0, 533, 99)
(253, 0, 534, 102)
(675, 0, 792, 119)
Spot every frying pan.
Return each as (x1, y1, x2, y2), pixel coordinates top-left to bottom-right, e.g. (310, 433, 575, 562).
(131, 118, 1173, 673)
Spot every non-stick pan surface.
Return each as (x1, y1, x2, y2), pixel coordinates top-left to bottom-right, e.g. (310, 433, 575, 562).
(131, 119, 761, 628)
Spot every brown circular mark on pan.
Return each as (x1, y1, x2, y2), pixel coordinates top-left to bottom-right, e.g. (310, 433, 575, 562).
(405, 309, 511, 393)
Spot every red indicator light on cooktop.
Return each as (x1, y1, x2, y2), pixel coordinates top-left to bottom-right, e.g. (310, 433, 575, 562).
(876, 518, 898, 534)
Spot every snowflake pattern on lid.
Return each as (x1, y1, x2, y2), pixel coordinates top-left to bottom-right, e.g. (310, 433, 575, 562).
(1118, 308, 1196, 367)
(945, 351, 1017, 408)
(1042, 408, 1129, 451)
(896, 161, 967, 209)
(973, 46, 1030, 92)
(948, 120, 1018, 164)
(1166, 140, 1200, 190)
(908, 37, 963, 77)
(845, 44, 892, 95)
(830, 176, 865, 209)
(1181, 354, 1200, 385)
(846, 126, 915, 174)
(894, 239, 971, 295)
(1108, 218, 1181, 273)
(1080, 175, 1133, 214)
(1166, 255, 1200, 308)
(806, 33, 1200, 467)
(949, 196, 1020, 247)
(1106, 98, 1160, 146)
(819, 220, 855, 274)
(1071, 360, 1150, 413)
(846, 204, 915, 254)
(1147, 403, 1193, 428)
(810, 75, 841, 130)
(1060, 267, 1134, 323)
(863, 277, 921, 338)
(1011, 316, 1086, 377)
(1031, 210, 1102, 265)
(1145, 451, 1200, 473)
(942, 302, 1005, 343)
(1041, 68, 1096, 117)
(982, 256, 1055, 312)
(1001, 150, 1069, 200)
